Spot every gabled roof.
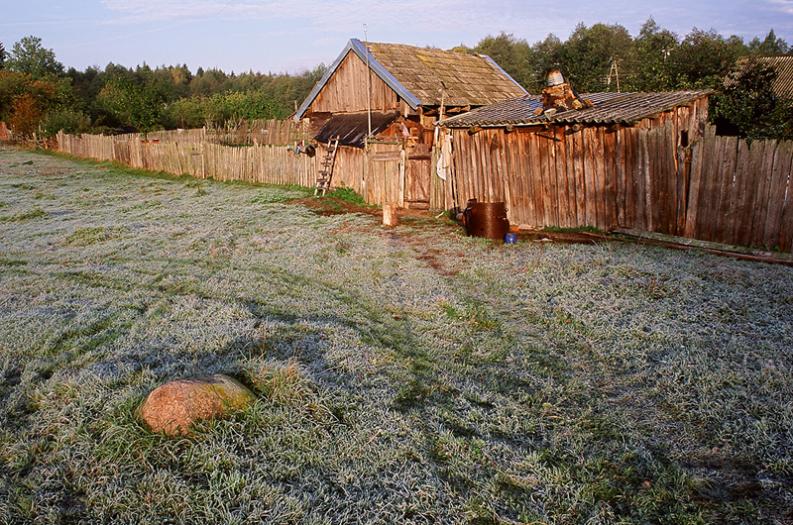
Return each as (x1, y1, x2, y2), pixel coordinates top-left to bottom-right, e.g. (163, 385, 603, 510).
(440, 90, 712, 128)
(295, 39, 527, 119)
(756, 56, 793, 99)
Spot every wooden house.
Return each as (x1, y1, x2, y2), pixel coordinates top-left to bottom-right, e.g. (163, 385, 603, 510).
(294, 39, 526, 208)
(436, 90, 712, 233)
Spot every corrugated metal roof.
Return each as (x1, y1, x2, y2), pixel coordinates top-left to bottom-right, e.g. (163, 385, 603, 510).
(315, 111, 400, 148)
(757, 56, 793, 99)
(295, 39, 527, 119)
(440, 90, 712, 128)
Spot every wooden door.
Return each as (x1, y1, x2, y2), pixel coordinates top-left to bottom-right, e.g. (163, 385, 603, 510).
(405, 143, 431, 209)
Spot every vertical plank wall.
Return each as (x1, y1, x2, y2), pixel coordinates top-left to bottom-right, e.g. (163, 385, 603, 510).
(438, 102, 793, 252)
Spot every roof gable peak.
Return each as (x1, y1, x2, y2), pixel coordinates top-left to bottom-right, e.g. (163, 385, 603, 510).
(294, 39, 419, 120)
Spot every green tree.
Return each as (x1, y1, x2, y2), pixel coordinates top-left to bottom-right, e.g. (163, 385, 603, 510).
(0, 71, 31, 120)
(669, 29, 747, 88)
(748, 29, 790, 55)
(528, 34, 564, 91)
(0, 42, 6, 70)
(40, 108, 90, 136)
(558, 23, 636, 92)
(633, 18, 679, 91)
(97, 77, 162, 132)
(7, 36, 64, 79)
(711, 58, 793, 139)
(474, 33, 533, 89)
(162, 97, 204, 128)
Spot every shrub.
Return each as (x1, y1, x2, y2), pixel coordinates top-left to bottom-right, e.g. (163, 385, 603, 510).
(8, 93, 42, 138)
(40, 108, 90, 137)
(711, 58, 793, 140)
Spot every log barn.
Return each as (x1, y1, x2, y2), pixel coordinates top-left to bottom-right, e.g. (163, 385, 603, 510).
(294, 39, 526, 208)
(436, 90, 712, 233)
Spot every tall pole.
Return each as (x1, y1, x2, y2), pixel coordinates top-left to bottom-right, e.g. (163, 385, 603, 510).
(615, 59, 621, 93)
(365, 24, 372, 141)
(364, 24, 372, 198)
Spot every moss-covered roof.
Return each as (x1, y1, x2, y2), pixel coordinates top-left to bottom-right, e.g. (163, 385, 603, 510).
(365, 42, 527, 107)
(295, 39, 527, 119)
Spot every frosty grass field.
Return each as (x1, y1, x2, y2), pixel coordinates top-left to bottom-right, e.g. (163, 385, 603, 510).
(0, 146, 792, 524)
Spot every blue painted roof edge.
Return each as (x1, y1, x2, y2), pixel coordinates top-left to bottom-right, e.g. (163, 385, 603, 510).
(294, 38, 420, 120)
(480, 54, 528, 96)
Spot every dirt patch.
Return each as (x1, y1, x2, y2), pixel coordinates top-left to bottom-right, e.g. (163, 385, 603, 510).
(414, 246, 463, 276)
(289, 196, 381, 217)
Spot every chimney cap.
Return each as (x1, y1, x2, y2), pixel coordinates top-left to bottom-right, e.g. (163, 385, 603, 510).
(546, 68, 565, 87)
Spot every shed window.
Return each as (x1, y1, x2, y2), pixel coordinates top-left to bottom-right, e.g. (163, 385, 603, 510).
(680, 130, 689, 148)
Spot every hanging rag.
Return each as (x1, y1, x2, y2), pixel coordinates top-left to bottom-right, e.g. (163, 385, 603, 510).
(436, 131, 452, 181)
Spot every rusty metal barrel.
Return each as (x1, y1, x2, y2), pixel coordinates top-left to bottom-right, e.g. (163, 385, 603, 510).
(463, 200, 510, 240)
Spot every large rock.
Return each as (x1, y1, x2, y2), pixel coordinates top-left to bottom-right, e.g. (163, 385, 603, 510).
(139, 374, 256, 436)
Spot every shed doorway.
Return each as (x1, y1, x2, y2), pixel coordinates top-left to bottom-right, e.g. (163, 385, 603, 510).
(405, 143, 431, 209)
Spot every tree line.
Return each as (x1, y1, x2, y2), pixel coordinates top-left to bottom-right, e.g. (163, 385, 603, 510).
(0, 19, 791, 140)
(461, 20, 792, 139)
(0, 36, 325, 137)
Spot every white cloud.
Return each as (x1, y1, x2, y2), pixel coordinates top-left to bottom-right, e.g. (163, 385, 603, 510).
(769, 0, 793, 14)
(100, 0, 468, 25)
(98, 0, 578, 39)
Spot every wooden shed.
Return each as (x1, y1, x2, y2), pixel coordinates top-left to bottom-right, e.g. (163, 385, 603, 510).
(294, 39, 526, 208)
(436, 90, 712, 233)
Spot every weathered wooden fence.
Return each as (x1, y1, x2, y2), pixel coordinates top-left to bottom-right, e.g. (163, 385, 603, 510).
(56, 132, 317, 187)
(440, 123, 793, 252)
(57, 121, 793, 252)
(55, 131, 403, 206)
(686, 128, 793, 251)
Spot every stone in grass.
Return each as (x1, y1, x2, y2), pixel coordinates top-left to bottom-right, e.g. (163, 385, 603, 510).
(139, 374, 256, 436)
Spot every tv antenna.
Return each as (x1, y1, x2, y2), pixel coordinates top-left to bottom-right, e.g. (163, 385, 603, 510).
(606, 58, 621, 92)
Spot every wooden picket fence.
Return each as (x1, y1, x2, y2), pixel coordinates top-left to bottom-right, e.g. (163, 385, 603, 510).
(56, 131, 317, 187)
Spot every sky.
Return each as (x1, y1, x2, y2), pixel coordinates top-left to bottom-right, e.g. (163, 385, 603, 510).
(1, 0, 792, 74)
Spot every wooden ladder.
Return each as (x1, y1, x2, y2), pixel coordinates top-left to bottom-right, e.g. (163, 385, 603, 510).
(315, 137, 340, 197)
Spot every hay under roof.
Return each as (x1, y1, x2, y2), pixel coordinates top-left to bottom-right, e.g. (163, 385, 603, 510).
(440, 91, 712, 128)
(365, 42, 527, 107)
(295, 39, 527, 119)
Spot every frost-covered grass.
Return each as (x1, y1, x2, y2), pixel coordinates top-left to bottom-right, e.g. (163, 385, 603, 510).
(1, 146, 792, 525)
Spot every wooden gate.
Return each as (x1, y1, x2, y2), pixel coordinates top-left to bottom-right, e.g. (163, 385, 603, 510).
(365, 143, 402, 205)
(405, 143, 431, 209)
